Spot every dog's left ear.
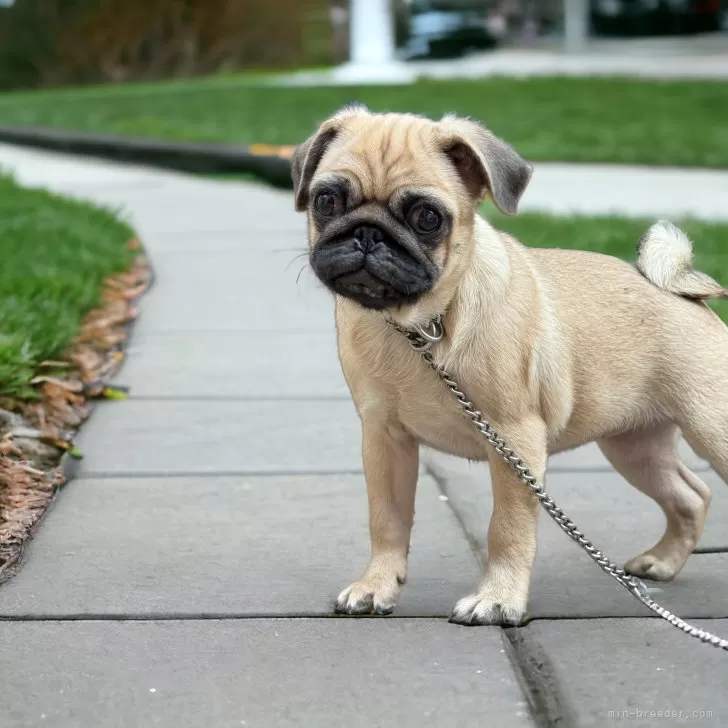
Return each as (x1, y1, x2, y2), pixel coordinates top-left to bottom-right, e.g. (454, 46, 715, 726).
(291, 103, 368, 212)
(438, 115, 533, 215)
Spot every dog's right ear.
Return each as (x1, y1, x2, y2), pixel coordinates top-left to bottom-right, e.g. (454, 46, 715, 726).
(291, 103, 368, 212)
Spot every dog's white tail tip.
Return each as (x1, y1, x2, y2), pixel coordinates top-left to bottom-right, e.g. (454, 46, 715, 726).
(636, 220, 728, 300)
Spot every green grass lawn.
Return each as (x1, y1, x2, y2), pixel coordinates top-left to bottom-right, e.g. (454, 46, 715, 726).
(1, 76, 727, 167)
(0, 174, 134, 399)
(487, 207, 728, 323)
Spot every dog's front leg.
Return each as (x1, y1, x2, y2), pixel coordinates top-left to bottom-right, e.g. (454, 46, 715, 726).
(335, 419, 419, 616)
(450, 417, 547, 626)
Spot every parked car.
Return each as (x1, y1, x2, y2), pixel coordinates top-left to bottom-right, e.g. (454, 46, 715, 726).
(401, 2, 498, 60)
(591, 0, 724, 35)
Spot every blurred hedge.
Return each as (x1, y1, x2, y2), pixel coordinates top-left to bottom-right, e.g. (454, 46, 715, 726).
(0, 0, 333, 90)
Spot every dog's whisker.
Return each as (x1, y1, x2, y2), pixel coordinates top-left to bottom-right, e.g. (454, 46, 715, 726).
(285, 251, 310, 273)
(270, 247, 308, 254)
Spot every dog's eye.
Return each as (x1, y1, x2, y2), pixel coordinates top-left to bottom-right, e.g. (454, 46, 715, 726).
(408, 205, 441, 234)
(314, 191, 343, 218)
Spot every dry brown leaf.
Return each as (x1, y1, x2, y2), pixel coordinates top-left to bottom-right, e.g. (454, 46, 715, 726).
(30, 375, 84, 393)
(122, 283, 148, 300)
(69, 346, 105, 380)
(37, 360, 73, 369)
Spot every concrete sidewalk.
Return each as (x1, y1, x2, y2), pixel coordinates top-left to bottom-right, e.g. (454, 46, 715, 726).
(279, 35, 728, 86)
(1, 144, 727, 727)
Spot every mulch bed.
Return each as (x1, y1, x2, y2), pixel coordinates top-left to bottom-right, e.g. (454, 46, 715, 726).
(0, 240, 151, 584)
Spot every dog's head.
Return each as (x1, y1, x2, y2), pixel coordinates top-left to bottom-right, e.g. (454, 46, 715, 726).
(292, 104, 532, 312)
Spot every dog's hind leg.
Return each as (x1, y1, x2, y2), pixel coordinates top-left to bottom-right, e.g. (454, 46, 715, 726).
(598, 421, 712, 582)
(680, 420, 728, 488)
(672, 358, 728, 487)
(682, 433, 728, 493)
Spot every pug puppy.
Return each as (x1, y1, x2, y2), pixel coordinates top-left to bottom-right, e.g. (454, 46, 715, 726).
(291, 104, 728, 626)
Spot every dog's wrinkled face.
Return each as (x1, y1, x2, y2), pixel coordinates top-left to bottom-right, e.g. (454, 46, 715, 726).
(292, 105, 533, 311)
(305, 177, 447, 309)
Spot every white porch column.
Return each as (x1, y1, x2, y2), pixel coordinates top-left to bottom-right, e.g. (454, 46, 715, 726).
(349, 0, 396, 65)
(564, 0, 589, 53)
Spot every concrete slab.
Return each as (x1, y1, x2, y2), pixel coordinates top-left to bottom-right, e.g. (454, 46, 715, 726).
(0, 475, 478, 618)
(426, 454, 728, 618)
(74, 399, 361, 476)
(140, 225, 307, 255)
(426, 452, 726, 548)
(525, 551, 728, 620)
(0, 143, 173, 189)
(0, 619, 533, 728)
(117, 330, 348, 398)
(146, 249, 325, 307)
(520, 163, 728, 221)
(136, 257, 334, 334)
(76, 184, 306, 239)
(521, 618, 728, 727)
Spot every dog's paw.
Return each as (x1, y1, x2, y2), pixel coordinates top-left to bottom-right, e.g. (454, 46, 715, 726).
(625, 552, 679, 582)
(334, 577, 400, 616)
(449, 592, 526, 626)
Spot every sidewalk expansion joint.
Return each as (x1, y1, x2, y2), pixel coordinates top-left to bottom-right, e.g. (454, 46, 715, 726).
(73, 469, 367, 480)
(2, 614, 725, 623)
(124, 395, 353, 402)
(693, 546, 728, 554)
(424, 464, 485, 568)
(502, 627, 576, 728)
(0, 614, 479, 622)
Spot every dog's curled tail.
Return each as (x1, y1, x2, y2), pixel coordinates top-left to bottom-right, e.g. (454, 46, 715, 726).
(637, 220, 728, 300)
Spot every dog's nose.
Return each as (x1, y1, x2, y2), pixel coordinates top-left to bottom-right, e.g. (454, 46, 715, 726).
(354, 226, 385, 251)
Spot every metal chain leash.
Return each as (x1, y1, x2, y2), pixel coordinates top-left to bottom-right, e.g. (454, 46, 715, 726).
(390, 314, 728, 651)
